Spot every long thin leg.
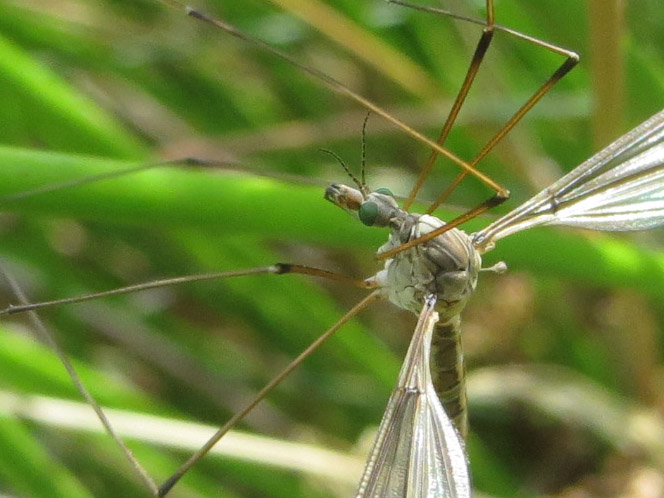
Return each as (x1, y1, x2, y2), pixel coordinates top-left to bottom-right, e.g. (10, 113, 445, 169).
(1, 259, 381, 496)
(1, 263, 375, 315)
(385, 50, 576, 260)
(0, 158, 232, 203)
(390, 0, 578, 211)
(0, 259, 160, 495)
(380, 48, 577, 260)
(158, 290, 382, 496)
(402, 27, 495, 211)
(155, 0, 505, 195)
(426, 55, 578, 214)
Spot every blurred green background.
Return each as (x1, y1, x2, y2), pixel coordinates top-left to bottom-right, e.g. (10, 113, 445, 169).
(0, 0, 663, 497)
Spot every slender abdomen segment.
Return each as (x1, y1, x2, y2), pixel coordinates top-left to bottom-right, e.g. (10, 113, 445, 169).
(430, 315, 467, 437)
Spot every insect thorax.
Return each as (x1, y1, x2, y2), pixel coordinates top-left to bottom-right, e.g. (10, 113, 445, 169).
(376, 213, 481, 320)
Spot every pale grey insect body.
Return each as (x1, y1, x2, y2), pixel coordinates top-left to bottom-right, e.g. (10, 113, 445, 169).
(376, 213, 480, 319)
(325, 183, 481, 440)
(324, 184, 481, 318)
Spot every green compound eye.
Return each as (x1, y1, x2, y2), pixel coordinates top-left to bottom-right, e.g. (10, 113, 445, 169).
(359, 201, 379, 226)
(375, 187, 394, 197)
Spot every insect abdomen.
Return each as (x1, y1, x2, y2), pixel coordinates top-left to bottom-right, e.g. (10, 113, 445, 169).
(430, 315, 467, 437)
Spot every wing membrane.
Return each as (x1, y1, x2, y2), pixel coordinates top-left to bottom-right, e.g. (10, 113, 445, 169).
(475, 109, 664, 248)
(355, 296, 471, 498)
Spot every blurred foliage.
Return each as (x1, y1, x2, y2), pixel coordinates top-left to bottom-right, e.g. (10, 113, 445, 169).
(0, 0, 663, 497)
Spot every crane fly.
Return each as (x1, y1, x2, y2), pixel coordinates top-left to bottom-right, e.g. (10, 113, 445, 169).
(325, 104, 664, 497)
(0, 1, 662, 497)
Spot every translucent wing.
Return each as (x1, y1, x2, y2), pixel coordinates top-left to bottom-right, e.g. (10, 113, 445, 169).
(475, 108, 664, 249)
(355, 295, 471, 498)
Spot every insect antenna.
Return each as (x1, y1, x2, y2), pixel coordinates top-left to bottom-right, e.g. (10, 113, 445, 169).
(360, 112, 371, 190)
(320, 148, 369, 196)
